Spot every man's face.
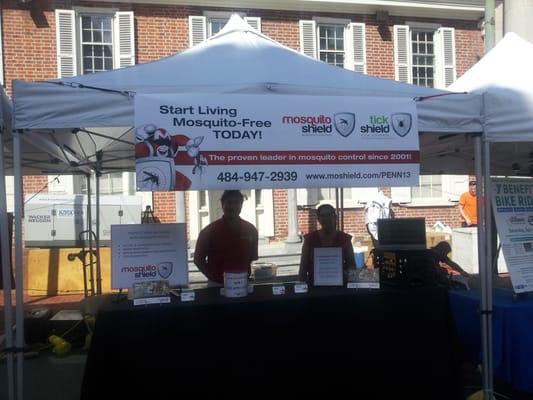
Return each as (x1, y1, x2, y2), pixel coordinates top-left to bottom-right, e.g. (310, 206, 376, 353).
(469, 183, 476, 196)
(317, 208, 336, 232)
(222, 196, 243, 219)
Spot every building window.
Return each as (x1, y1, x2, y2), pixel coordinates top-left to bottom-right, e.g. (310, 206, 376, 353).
(318, 25, 345, 67)
(80, 15, 114, 74)
(411, 30, 434, 88)
(319, 188, 353, 202)
(81, 172, 124, 195)
(394, 24, 455, 89)
(208, 18, 227, 37)
(411, 175, 442, 200)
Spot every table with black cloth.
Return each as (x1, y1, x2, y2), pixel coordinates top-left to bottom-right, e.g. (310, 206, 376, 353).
(449, 288, 533, 394)
(81, 285, 463, 399)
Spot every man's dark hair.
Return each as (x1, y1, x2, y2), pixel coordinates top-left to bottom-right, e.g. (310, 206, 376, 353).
(316, 203, 336, 217)
(221, 190, 244, 203)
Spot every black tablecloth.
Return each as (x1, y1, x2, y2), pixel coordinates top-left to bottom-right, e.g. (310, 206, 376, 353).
(81, 285, 462, 399)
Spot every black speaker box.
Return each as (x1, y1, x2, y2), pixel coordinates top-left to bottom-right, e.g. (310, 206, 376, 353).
(24, 308, 53, 344)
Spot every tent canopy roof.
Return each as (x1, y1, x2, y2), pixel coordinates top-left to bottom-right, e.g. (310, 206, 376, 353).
(450, 32, 533, 142)
(1, 87, 89, 175)
(13, 14, 481, 133)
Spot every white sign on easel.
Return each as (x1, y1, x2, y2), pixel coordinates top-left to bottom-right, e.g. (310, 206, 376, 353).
(111, 223, 188, 289)
(313, 247, 343, 286)
(491, 178, 533, 294)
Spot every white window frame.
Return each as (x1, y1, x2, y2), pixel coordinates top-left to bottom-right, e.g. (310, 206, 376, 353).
(314, 17, 351, 69)
(204, 11, 246, 38)
(395, 21, 456, 89)
(406, 22, 440, 89)
(73, 7, 119, 75)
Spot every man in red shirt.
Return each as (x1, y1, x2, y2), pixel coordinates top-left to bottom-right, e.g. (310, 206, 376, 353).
(194, 190, 258, 285)
(459, 180, 477, 227)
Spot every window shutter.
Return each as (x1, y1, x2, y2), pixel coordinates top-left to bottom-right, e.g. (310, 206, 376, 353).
(299, 20, 317, 58)
(390, 186, 412, 203)
(393, 25, 411, 83)
(244, 17, 261, 32)
(55, 9, 76, 78)
(297, 188, 319, 206)
(435, 27, 456, 88)
(345, 23, 366, 73)
(189, 16, 207, 47)
(114, 12, 135, 68)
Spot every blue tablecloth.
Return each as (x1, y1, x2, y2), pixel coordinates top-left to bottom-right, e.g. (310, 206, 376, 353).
(449, 288, 533, 393)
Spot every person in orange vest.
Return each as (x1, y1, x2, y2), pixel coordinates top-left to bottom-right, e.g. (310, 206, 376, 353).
(459, 180, 477, 227)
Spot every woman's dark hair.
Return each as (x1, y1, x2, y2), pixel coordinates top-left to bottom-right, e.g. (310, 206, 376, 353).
(220, 190, 245, 203)
(316, 204, 336, 217)
(432, 241, 451, 258)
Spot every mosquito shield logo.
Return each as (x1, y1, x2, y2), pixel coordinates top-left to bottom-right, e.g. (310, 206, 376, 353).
(157, 262, 173, 279)
(333, 113, 356, 137)
(391, 113, 412, 137)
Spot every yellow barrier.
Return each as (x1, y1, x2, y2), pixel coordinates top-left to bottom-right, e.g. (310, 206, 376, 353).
(25, 248, 112, 296)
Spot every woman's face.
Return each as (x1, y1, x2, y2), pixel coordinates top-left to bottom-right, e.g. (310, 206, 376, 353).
(317, 207, 336, 232)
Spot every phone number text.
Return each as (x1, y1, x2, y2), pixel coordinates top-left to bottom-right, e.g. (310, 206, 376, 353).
(217, 171, 297, 182)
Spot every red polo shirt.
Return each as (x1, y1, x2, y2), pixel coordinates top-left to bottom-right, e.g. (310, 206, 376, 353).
(194, 217, 258, 284)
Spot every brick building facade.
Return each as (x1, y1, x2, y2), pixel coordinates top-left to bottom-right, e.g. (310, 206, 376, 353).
(1, 0, 485, 241)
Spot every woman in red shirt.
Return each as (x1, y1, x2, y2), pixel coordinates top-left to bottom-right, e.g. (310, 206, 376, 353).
(298, 204, 356, 285)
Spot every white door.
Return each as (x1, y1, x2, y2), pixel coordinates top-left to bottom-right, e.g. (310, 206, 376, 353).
(207, 189, 255, 225)
(188, 189, 274, 239)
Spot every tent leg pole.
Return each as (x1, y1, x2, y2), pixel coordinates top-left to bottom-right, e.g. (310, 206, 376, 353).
(483, 138, 494, 400)
(475, 135, 488, 399)
(86, 174, 95, 297)
(95, 172, 102, 295)
(0, 127, 15, 400)
(13, 129, 25, 400)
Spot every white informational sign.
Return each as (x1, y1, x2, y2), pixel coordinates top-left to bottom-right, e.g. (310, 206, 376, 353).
(491, 178, 533, 293)
(111, 223, 188, 289)
(134, 94, 419, 191)
(313, 247, 343, 286)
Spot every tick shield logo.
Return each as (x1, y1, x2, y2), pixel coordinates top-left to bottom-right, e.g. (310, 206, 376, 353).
(334, 113, 356, 137)
(391, 113, 412, 137)
(157, 262, 173, 279)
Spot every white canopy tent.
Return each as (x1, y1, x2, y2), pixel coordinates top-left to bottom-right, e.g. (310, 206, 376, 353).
(449, 32, 533, 399)
(1, 86, 91, 400)
(7, 15, 486, 400)
(451, 32, 533, 143)
(13, 15, 481, 133)
(10, 15, 485, 179)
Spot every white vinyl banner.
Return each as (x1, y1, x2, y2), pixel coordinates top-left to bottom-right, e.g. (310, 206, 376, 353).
(134, 94, 419, 191)
(111, 223, 188, 289)
(491, 178, 533, 293)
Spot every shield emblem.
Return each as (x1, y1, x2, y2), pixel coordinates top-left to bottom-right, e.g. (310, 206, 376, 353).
(334, 113, 356, 137)
(157, 262, 173, 279)
(391, 113, 412, 137)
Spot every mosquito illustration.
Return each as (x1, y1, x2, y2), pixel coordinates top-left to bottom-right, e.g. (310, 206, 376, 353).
(143, 171, 159, 186)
